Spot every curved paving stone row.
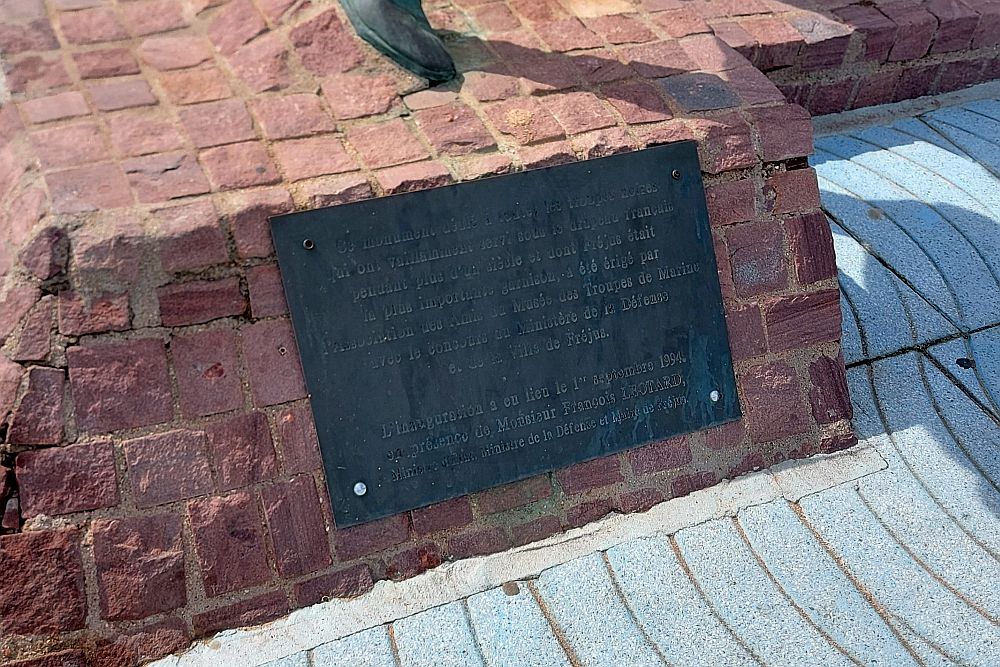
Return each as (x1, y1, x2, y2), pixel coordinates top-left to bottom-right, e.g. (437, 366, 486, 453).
(185, 97, 1000, 667)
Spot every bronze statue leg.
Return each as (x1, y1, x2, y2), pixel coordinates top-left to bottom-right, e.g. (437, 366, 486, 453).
(340, 0, 457, 83)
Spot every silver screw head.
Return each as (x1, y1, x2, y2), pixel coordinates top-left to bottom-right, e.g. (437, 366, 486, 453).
(709, 390, 721, 403)
(353, 481, 367, 496)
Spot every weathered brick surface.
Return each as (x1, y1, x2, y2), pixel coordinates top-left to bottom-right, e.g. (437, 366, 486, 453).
(171, 328, 244, 418)
(89, 79, 158, 112)
(740, 361, 811, 442)
(787, 211, 838, 284)
(555, 456, 624, 494)
(16, 441, 118, 517)
(765, 289, 843, 352)
(204, 412, 276, 491)
(201, 141, 281, 190)
(154, 199, 229, 273)
(260, 475, 332, 577)
(192, 591, 288, 635)
(512, 515, 563, 546)
(122, 151, 210, 202)
(223, 187, 294, 258)
(295, 564, 374, 605)
(726, 304, 766, 361)
(180, 100, 256, 149)
(0, 530, 86, 634)
(7, 366, 64, 445)
(446, 526, 512, 558)
(189, 491, 273, 596)
(809, 354, 854, 425)
(276, 405, 323, 474)
(272, 136, 358, 181)
(157, 278, 247, 327)
(411, 497, 474, 535)
(705, 179, 754, 227)
(384, 543, 443, 580)
(12, 297, 53, 361)
(19, 226, 67, 281)
(68, 339, 173, 434)
(57, 290, 130, 336)
(247, 264, 288, 318)
(124, 430, 214, 507)
(334, 513, 410, 561)
(627, 437, 694, 476)
(727, 222, 789, 298)
(240, 319, 307, 407)
(93, 515, 186, 620)
(475, 475, 552, 514)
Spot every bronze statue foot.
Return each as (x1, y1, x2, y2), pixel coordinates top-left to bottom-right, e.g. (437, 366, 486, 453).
(340, 0, 457, 83)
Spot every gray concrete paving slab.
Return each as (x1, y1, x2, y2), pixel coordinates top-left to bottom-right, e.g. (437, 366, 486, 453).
(675, 520, 853, 667)
(605, 537, 757, 667)
(465, 585, 571, 667)
(738, 501, 918, 667)
(533, 553, 666, 666)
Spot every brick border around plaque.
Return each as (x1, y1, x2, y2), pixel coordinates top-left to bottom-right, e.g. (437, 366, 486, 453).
(1, 0, 993, 663)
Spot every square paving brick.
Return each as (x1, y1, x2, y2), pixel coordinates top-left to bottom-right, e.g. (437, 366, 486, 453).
(93, 514, 186, 621)
(200, 141, 281, 190)
(153, 199, 229, 273)
(179, 99, 257, 148)
(260, 475, 332, 577)
(203, 412, 277, 491)
(107, 111, 185, 157)
(188, 491, 273, 596)
(414, 102, 496, 156)
(251, 94, 336, 139)
(240, 319, 307, 406)
(124, 429, 214, 508)
(171, 328, 244, 418)
(660, 72, 741, 112)
(346, 119, 430, 169)
(272, 135, 358, 181)
(0, 530, 86, 634)
(68, 338, 173, 433)
(484, 98, 565, 145)
(540, 91, 617, 135)
(16, 440, 119, 517)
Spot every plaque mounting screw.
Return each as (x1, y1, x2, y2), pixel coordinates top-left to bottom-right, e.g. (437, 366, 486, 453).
(709, 390, 720, 403)
(672, 169, 681, 180)
(303, 238, 315, 250)
(353, 481, 367, 497)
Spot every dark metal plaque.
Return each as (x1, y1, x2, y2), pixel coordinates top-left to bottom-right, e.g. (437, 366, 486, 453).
(271, 141, 740, 527)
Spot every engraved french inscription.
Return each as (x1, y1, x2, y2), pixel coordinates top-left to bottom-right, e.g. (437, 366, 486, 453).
(272, 142, 741, 527)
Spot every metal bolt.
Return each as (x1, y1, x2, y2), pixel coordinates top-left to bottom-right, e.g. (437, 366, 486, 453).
(672, 169, 681, 180)
(709, 390, 720, 403)
(353, 481, 367, 496)
(303, 238, 315, 250)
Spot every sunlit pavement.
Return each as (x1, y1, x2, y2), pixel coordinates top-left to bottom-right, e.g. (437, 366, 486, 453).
(156, 96, 1000, 667)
